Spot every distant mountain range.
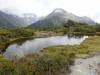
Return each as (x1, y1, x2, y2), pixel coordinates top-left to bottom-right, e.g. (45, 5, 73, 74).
(0, 11, 38, 28)
(21, 13, 38, 25)
(29, 8, 96, 28)
(0, 8, 96, 28)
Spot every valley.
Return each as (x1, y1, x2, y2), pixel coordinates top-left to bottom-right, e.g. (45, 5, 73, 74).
(1, 31, 100, 75)
(0, 7, 100, 75)
(0, 25, 100, 75)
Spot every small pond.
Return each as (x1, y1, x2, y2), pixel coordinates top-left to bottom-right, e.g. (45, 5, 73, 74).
(4, 35, 88, 60)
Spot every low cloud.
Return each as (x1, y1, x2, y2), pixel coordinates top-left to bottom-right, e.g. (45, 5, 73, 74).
(0, 0, 100, 22)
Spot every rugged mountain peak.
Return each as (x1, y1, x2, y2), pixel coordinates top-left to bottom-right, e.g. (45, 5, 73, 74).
(29, 8, 96, 28)
(52, 8, 67, 14)
(48, 8, 68, 19)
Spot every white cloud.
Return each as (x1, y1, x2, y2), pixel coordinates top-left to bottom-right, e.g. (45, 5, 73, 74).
(0, 0, 100, 22)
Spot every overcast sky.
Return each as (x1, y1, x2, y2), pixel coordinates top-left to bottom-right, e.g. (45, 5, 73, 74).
(0, 0, 100, 22)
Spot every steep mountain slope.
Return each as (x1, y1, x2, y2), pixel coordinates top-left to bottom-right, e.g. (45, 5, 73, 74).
(0, 11, 15, 28)
(80, 16, 95, 25)
(29, 8, 96, 28)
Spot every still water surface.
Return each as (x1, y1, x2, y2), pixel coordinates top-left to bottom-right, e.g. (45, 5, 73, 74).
(4, 35, 88, 60)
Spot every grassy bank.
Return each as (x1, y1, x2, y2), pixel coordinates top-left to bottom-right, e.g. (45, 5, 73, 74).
(42, 36, 100, 58)
(0, 28, 35, 53)
(15, 36, 100, 75)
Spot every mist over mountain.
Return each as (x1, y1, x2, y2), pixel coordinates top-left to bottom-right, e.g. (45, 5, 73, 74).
(21, 13, 39, 25)
(29, 8, 96, 28)
(0, 10, 38, 27)
(0, 8, 96, 28)
(0, 11, 15, 28)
